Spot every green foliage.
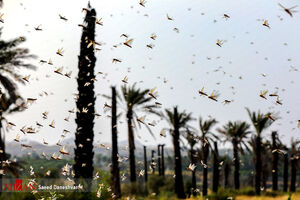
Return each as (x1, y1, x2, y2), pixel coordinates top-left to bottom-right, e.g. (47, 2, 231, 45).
(0, 30, 36, 112)
(121, 181, 147, 196)
(207, 187, 235, 200)
(147, 175, 174, 196)
(236, 186, 256, 196)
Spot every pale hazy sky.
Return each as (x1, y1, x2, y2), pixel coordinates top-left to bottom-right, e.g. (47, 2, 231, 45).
(1, 0, 299, 149)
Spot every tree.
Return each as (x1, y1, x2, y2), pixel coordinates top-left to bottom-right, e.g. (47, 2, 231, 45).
(164, 107, 193, 198)
(119, 83, 158, 188)
(199, 117, 218, 196)
(261, 140, 272, 190)
(143, 146, 148, 183)
(111, 87, 121, 198)
(161, 144, 165, 176)
(212, 141, 219, 193)
(157, 145, 161, 176)
(283, 149, 289, 192)
(221, 155, 231, 188)
(186, 129, 197, 196)
(290, 138, 299, 192)
(0, 31, 35, 192)
(271, 131, 280, 191)
(151, 150, 155, 174)
(218, 121, 251, 190)
(74, 6, 96, 189)
(246, 108, 273, 195)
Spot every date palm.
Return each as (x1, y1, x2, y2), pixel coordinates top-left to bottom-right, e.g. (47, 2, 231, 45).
(0, 31, 35, 192)
(290, 138, 300, 192)
(119, 83, 158, 188)
(185, 129, 198, 196)
(218, 121, 251, 190)
(199, 117, 218, 196)
(111, 87, 121, 198)
(164, 107, 193, 199)
(246, 108, 274, 195)
(271, 131, 283, 191)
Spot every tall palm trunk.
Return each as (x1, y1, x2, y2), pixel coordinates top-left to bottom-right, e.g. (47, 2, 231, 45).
(232, 138, 240, 190)
(271, 132, 278, 191)
(212, 141, 219, 193)
(290, 155, 297, 192)
(283, 153, 289, 192)
(202, 142, 209, 196)
(158, 145, 161, 176)
(111, 87, 121, 198)
(255, 136, 262, 195)
(143, 146, 148, 183)
(189, 144, 196, 196)
(74, 7, 96, 189)
(224, 161, 230, 188)
(161, 144, 165, 176)
(127, 109, 136, 183)
(151, 150, 155, 174)
(173, 107, 185, 199)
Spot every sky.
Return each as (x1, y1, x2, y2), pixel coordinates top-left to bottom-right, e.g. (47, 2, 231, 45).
(0, 0, 299, 150)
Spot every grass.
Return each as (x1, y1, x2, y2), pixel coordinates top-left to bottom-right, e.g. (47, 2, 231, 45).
(236, 193, 299, 200)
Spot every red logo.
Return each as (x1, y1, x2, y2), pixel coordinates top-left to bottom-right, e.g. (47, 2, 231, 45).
(3, 179, 36, 191)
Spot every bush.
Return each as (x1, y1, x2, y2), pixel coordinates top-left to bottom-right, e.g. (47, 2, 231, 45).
(147, 175, 174, 196)
(121, 181, 147, 196)
(206, 187, 235, 200)
(237, 186, 255, 196)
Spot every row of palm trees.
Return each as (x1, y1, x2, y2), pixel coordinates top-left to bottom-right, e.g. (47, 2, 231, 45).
(106, 83, 299, 198)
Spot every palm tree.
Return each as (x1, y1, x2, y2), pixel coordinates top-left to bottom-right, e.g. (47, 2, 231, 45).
(0, 31, 35, 192)
(199, 117, 218, 196)
(120, 83, 158, 186)
(271, 131, 281, 191)
(157, 144, 161, 176)
(212, 141, 219, 193)
(151, 150, 155, 174)
(185, 129, 198, 196)
(143, 146, 148, 183)
(246, 108, 274, 195)
(111, 87, 121, 198)
(290, 138, 299, 192)
(219, 155, 231, 188)
(261, 140, 272, 190)
(218, 121, 251, 190)
(74, 6, 96, 189)
(161, 144, 165, 176)
(283, 147, 289, 192)
(164, 107, 193, 198)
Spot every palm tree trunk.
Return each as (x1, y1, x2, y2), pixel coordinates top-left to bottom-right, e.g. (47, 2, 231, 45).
(233, 139, 240, 190)
(255, 136, 262, 195)
(190, 145, 196, 196)
(283, 153, 289, 192)
(151, 150, 155, 174)
(143, 146, 148, 183)
(224, 161, 230, 188)
(127, 109, 136, 184)
(271, 132, 278, 191)
(111, 87, 121, 198)
(158, 145, 161, 176)
(74, 7, 96, 190)
(212, 141, 219, 193)
(161, 144, 165, 176)
(202, 144, 209, 196)
(173, 107, 185, 199)
(290, 155, 297, 192)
